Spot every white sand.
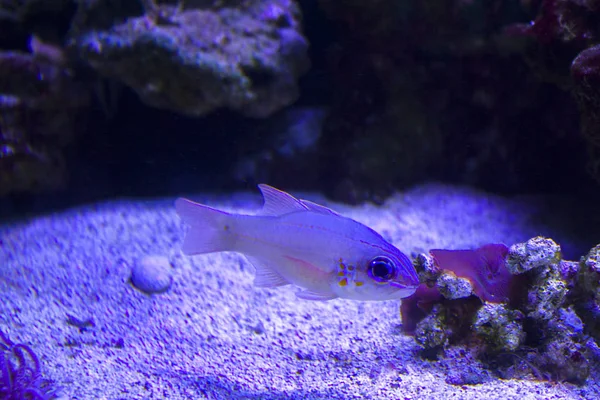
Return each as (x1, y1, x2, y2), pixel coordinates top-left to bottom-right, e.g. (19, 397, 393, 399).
(0, 183, 597, 399)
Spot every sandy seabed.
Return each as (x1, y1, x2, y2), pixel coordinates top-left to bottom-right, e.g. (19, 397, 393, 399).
(1, 183, 599, 400)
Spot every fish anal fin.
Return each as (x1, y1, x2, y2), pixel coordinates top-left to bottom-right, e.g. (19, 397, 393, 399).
(296, 290, 337, 301)
(246, 256, 289, 288)
(257, 184, 308, 216)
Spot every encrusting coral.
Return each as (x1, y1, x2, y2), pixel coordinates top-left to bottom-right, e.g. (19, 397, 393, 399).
(71, 0, 310, 118)
(401, 236, 600, 384)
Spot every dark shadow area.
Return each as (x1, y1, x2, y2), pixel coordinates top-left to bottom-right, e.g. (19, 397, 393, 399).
(0, 0, 599, 236)
(190, 375, 349, 400)
(516, 192, 600, 259)
(0, 0, 337, 219)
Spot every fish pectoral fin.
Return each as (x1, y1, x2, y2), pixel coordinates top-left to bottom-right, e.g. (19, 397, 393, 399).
(246, 256, 290, 288)
(295, 290, 338, 301)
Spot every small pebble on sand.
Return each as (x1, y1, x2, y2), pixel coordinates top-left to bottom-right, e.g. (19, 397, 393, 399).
(131, 255, 173, 294)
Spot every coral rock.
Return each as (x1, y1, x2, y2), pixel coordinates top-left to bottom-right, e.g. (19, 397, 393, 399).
(0, 45, 90, 196)
(574, 244, 600, 340)
(414, 305, 449, 351)
(473, 303, 525, 352)
(526, 270, 568, 321)
(71, 0, 310, 118)
(436, 271, 473, 300)
(539, 336, 590, 383)
(505, 236, 561, 274)
(403, 237, 600, 384)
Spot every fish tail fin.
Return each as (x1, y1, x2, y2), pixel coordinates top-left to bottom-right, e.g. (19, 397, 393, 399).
(175, 198, 235, 255)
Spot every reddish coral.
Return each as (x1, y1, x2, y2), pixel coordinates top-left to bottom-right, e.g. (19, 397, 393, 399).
(400, 285, 443, 335)
(430, 244, 513, 303)
(401, 244, 516, 335)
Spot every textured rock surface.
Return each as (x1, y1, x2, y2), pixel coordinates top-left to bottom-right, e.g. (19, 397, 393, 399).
(71, 0, 310, 117)
(0, 43, 90, 196)
(313, 0, 588, 203)
(402, 236, 600, 384)
(507, 0, 600, 185)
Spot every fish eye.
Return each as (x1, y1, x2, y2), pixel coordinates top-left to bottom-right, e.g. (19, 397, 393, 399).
(368, 256, 397, 282)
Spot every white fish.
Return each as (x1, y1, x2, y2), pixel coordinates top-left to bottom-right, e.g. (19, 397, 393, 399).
(176, 185, 419, 301)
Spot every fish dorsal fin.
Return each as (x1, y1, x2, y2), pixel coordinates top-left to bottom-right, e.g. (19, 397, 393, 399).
(246, 256, 290, 288)
(299, 199, 340, 216)
(257, 184, 309, 216)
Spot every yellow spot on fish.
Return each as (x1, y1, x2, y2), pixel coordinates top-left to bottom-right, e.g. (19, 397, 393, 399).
(339, 278, 348, 287)
(355, 281, 364, 287)
(337, 271, 345, 277)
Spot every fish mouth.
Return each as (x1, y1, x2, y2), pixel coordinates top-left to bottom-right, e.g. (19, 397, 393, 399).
(389, 283, 418, 298)
(390, 274, 420, 289)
